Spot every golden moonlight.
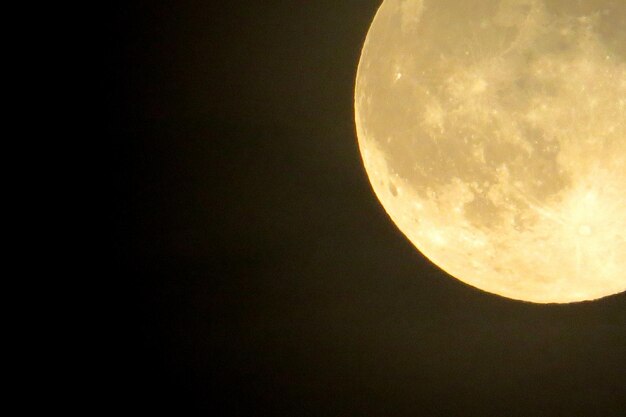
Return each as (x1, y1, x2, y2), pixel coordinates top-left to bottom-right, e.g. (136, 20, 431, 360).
(355, 0, 626, 303)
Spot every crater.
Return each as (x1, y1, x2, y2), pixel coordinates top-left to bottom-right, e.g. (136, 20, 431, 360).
(389, 182, 399, 196)
(578, 224, 593, 236)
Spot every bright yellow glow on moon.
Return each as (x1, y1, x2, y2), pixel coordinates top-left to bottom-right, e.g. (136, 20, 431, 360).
(355, 0, 626, 303)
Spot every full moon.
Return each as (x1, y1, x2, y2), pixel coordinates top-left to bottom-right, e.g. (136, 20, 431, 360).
(355, 0, 626, 303)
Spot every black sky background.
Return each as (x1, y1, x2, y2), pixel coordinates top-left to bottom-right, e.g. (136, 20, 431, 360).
(107, 1, 626, 415)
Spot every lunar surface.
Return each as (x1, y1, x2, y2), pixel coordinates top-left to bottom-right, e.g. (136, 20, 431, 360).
(355, 0, 626, 303)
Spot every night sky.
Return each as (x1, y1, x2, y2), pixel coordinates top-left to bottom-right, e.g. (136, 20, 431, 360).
(108, 1, 626, 415)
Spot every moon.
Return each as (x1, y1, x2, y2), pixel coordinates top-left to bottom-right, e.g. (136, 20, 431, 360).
(355, 0, 626, 303)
